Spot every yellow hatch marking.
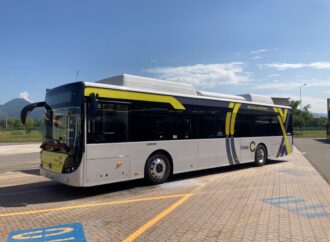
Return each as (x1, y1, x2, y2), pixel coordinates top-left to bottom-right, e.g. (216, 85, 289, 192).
(230, 103, 241, 135)
(84, 87, 185, 110)
(0, 194, 192, 217)
(123, 194, 192, 242)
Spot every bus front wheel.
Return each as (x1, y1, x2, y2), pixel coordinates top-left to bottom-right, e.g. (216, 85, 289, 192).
(145, 153, 171, 184)
(254, 145, 267, 166)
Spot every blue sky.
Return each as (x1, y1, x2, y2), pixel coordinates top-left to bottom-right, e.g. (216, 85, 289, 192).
(1, 0, 330, 112)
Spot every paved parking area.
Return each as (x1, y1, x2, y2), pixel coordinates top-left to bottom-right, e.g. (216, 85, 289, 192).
(294, 138, 330, 184)
(0, 147, 330, 241)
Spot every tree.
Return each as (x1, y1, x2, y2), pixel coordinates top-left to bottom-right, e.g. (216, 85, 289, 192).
(288, 100, 315, 129)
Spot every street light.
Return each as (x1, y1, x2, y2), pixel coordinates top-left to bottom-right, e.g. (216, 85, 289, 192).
(300, 83, 307, 135)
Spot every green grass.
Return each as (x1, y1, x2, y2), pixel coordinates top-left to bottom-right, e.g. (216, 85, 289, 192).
(0, 129, 42, 142)
(293, 129, 326, 138)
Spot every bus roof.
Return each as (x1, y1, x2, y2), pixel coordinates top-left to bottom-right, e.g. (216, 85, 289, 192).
(82, 74, 291, 109)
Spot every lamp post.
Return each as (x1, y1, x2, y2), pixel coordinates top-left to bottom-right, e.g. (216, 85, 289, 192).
(299, 83, 307, 135)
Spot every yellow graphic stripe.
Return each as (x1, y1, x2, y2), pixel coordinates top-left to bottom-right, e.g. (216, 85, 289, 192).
(283, 109, 288, 123)
(274, 107, 291, 154)
(225, 112, 232, 136)
(84, 87, 185, 110)
(277, 115, 292, 154)
(225, 102, 235, 136)
(123, 194, 192, 242)
(230, 103, 241, 135)
(277, 108, 284, 121)
(0, 194, 191, 217)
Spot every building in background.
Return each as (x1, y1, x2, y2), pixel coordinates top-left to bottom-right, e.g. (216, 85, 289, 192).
(271, 97, 290, 107)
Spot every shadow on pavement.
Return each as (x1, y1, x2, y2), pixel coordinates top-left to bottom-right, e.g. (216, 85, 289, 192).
(17, 168, 40, 176)
(0, 159, 287, 208)
(313, 138, 330, 144)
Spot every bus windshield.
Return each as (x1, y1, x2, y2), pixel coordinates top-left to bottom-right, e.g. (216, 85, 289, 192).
(41, 83, 84, 154)
(43, 107, 81, 153)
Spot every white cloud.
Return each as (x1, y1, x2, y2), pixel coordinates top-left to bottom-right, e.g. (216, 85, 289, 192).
(275, 94, 327, 113)
(267, 73, 280, 78)
(146, 62, 250, 88)
(251, 55, 263, 60)
(260, 62, 330, 71)
(250, 49, 267, 55)
(255, 79, 330, 90)
(19, 91, 30, 101)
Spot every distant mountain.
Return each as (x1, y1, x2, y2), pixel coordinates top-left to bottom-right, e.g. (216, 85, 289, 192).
(312, 113, 327, 118)
(0, 98, 43, 120)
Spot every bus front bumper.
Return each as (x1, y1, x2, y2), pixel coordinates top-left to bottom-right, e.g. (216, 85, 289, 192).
(40, 165, 84, 187)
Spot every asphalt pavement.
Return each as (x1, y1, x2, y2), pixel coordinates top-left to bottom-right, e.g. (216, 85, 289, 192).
(0, 143, 40, 173)
(294, 138, 330, 184)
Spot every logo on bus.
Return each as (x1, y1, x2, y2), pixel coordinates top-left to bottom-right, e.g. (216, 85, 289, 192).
(250, 141, 256, 152)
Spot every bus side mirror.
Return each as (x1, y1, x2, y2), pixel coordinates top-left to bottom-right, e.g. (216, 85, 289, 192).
(88, 94, 98, 120)
(21, 102, 46, 125)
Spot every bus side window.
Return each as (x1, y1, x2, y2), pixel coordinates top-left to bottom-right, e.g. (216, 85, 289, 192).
(87, 102, 129, 143)
(102, 104, 116, 135)
(175, 115, 193, 139)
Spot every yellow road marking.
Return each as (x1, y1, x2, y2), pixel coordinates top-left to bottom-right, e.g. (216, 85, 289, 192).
(122, 194, 192, 242)
(47, 237, 74, 241)
(0, 193, 191, 217)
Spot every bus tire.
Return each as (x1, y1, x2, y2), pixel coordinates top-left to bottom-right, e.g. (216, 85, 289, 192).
(145, 153, 171, 184)
(254, 144, 267, 166)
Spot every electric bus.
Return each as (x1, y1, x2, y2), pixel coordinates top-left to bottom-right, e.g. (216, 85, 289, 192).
(21, 74, 293, 187)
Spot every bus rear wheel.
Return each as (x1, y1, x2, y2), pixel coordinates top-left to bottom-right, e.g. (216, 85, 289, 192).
(255, 145, 267, 166)
(145, 153, 171, 184)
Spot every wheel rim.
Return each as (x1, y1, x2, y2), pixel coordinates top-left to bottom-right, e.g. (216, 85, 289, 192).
(257, 148, 265, 164)
(150, 158, 167, 180)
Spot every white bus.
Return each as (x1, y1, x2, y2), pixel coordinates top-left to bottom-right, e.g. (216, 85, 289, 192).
(21, 74, 293, 187)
